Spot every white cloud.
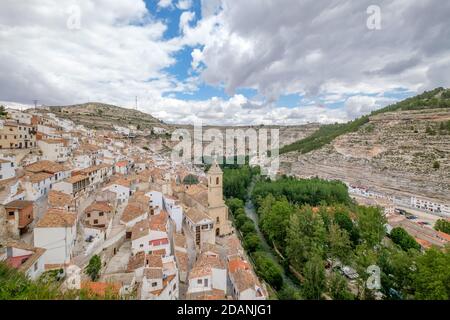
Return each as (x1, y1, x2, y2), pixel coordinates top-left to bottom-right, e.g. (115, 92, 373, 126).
(0, 0, 182, 106)
(176, 0, 193, 11)
(157, 0, 173, 9)
(186, 0, 450, 100)
(179, 11, 195, 34)
(1, 0, 449, 126)
(191, 48, 203, 71)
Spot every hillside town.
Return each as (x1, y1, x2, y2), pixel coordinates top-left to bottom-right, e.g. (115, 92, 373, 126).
(0, 107, 267, 300)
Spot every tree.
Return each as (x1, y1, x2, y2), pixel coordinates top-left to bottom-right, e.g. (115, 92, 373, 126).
(328, 223, 353, 265)
(259, 197, 293, 248)
(0, 105, 7, 117)
(377, 246, 417, 299)
(252, 251, 284, 290)
(328, 272, 354, 300)
(413, 247, 450, 300)
(302, 254, 326, 300)
(241, 220, 256, 235)
(243, 233, 261, 252)
(234, 215, 250, 229)
(85, 255, 102, 281)
(390, 227, 420, 251)
(286, 206, 326, 270)
(334, 208, 359, 244)
(356, 206, 386, 248)
(277, 285, 302, 300)
(435, 219, 450, 234)
(226, 198, 245, 215)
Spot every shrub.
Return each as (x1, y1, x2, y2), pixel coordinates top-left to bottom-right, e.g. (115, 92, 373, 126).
(252, 251, 284, 290)
(390, 227, 421, 251)
(433, 161, 440, 169)
(241, 220, 256, 235)
(243, 233, 261, 252)
(235, 214, 250, 229)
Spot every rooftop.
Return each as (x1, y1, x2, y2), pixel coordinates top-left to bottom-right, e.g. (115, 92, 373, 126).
(36, 208, 76, 228)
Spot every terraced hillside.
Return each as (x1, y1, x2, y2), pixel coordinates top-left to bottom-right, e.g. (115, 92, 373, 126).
(46, 103, 167, 131)
(281, 107, 450, 201)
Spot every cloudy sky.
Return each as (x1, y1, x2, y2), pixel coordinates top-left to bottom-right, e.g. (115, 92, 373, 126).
(1, 0, 449, 125)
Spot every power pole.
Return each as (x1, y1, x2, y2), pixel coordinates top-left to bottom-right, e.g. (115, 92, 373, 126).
(135, 96, 138, 110)
(33, 100, 38, 109)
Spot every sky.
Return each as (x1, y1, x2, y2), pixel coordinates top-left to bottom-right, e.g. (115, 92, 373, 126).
(0, 0, 449, 125)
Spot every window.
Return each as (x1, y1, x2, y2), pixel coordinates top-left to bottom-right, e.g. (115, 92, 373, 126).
(216, 217, 220, 223)
(34, 263, 38, 271)
(197, 279, 202, 285)
(216, 177, 219, 184)
(152, 282, 158, 287)
(204, 279, 208, 287)
(93, 219, 98, 224)
(8, 211, 14, 216)
(99, 212, 104, 216)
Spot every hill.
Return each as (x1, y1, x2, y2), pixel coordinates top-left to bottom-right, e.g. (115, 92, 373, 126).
(280, 88, 450, 201)
(280, 87, 450, 154)
(45, 102, 167, 131)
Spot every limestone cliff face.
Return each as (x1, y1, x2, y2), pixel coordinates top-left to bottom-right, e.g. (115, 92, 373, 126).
(281, 108, 450, 202)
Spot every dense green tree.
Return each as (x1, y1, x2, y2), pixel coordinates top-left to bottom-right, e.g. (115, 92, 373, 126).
(286, 206, 326, 270)
(277, 285, 302, 300)
(243, 233, 261, 252)
(328, 223, 353, 265)
(356, 206, 386, 247)
(333, 208, 360, 244)
(377, 246, 418, 299)
(241, 220, 256, 235)
(85, 255, 102, 281)
(259, 197, 293, 248)
(434, 219, 450, 234)
(234, 214, 251, 229)
(390, 227, 421, 251)
(413, 247, 450, 300)
(252, 251, 284, 290)
(252, 176, 352, 207)
(226, 198, 245, 215)
(328, 272, 354, 300)
(302, 254, 327, 300)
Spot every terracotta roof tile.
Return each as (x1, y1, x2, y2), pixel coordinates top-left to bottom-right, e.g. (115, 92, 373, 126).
(36, 208, 76, 228)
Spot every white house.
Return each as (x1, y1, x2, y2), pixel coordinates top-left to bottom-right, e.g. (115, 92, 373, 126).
(147, 191, 163, 215)
(0, 158, 15, 181)
(37, 139, 70, 163)
(73, 153, 94, 169)
(103, 178, 131, 204)
(185, 208, 215, 248)
(33, 208, 77, 266)
(130, 217, 170, 256)
(120, 203, 148, 232)
(187, 252, 227, 296)
(1, 241, 46, 280)
(6, 109, 33, 125)
(52, 175, 90, 198)
(139, 255, 179, 300)
(163, 194, 183, 233)
(114, 160, 129, 175)
(228, 259, 267, 300)
(0, 178, 25, 205)
(21, 172, 53, 201)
